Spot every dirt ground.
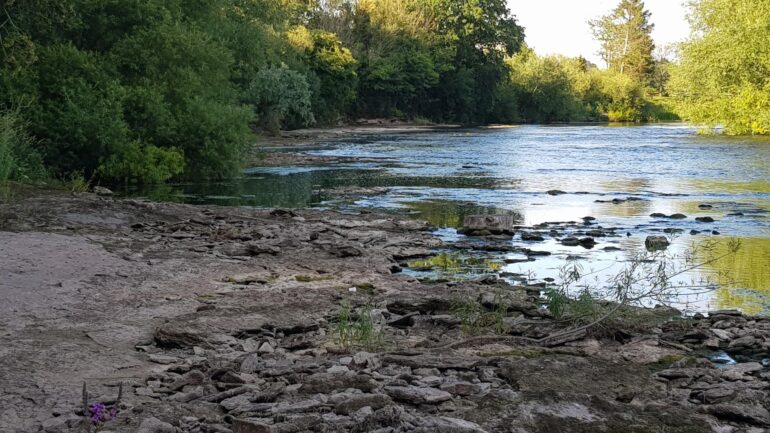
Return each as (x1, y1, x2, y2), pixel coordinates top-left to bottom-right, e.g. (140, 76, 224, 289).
(1, 192, 769, 433)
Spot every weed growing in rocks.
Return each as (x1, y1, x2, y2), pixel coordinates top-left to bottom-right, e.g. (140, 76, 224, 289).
(334, 297, 383, 351)
(452, 288, 513, 336)
(451, 293, 484, 335)
(543, 238, 742, 334)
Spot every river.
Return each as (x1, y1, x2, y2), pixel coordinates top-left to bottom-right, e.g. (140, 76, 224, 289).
(127, 124, 770, 314)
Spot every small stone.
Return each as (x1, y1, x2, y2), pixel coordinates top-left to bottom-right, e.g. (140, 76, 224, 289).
(645, 235, 669, 251)
(232, 419, 271, 433)
(258, 342, 274, 354)
(327, 365, 350, 374)
(136, 417, 176, 433)
(440, 381, 481, 396)
(334, 394, 392, 415)
(339, 357, 353, 365)
(240, 353, 260, 373)
(696, 216, 715, 223)
(93, 186, 114, 196)
(241, 338, 260, 352)
(148, 354, 179, 365)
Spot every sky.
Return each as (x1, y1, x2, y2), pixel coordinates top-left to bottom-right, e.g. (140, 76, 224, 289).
(509, 0, 691, 66)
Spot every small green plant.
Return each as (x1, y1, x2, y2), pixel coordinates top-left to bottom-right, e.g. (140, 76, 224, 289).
(335, 299, 353, 349)
(66, 172, 91, 194)
(334, 298, 383, 350)
(485, 288, 510, 334)
(451, 293, 484, 336)
(295, 274, 334, 283)
(354, 302, 382, 349)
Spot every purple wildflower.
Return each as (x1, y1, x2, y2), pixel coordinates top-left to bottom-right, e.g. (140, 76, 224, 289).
(88, 402, 117, 425)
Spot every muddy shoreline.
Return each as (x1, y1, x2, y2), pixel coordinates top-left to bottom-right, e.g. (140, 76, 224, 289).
(2, 192, 770, 433)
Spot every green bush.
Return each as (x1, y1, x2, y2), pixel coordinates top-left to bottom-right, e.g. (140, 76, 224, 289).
(172, 97, 252, 179)
(245, 67, 315, 134)
(98, 141, 184, 183)
(29, 44, 129, 177)
(0, 111, 47, 182)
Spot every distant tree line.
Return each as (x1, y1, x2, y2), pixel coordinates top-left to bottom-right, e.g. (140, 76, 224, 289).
(0, 0, 766, 184)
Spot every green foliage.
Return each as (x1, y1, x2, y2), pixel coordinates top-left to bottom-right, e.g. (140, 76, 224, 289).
(451, 293, 485, 336)
(451, 290, 510, 336)
(334, 299, 382, 351)
(670, 0, 770, 135)
(98, 141, 184, 184)
(544, 286, 570, 320)
(0, 110, 47, 182)
(65, 171, 91, 194)
(292, 28, 359, 123)
(589, 0, 655, 83)
(504, 50, 651, 123)
(23, 44, 129, 178)
(246, 68, 315, 134)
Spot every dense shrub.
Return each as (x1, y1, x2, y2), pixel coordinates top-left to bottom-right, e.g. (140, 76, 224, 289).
(245, 68, 315, 134)
(0, 111, 47, 182)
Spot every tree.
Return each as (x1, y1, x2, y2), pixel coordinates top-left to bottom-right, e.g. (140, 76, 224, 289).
(245, 67, 315, 134)
(589, 0, 655, 83)
(669, 0, 770, 135)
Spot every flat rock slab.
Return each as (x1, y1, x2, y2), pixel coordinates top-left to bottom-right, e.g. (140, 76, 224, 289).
(384, 386, 452, 404)
(462, 215, 517, 231)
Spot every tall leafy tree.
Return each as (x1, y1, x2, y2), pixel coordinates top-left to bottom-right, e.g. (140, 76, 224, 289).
(589, 0, 655, 83)
(669, 0, 770, 135)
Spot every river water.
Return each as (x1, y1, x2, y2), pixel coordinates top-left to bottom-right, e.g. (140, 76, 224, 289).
(129, 124, 770, 314)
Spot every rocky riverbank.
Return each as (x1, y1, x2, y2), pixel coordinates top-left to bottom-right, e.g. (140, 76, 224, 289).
(1, 192, 769, 433)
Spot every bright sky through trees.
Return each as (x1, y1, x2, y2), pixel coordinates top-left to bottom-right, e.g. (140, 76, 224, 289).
(511, 0, 689, 65)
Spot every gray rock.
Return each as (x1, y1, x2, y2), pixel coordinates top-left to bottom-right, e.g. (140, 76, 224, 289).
(440, 381, 481, 396)
(690, 386, 736, 404)
(135, 417, 176, 433)
(724, 362, 763, 376)
(302, 372, 378, 393)
(705, 404, 770, 426)
(384, 386, 452, 404)
(231, 419, 271, 433)
(148, 354, 179, 365)
(415, 416, 488, 433)
(167, 370, 205, 391)
(728, 335, 757, 349)
(240, 354, 261, 374)
(645, 235, 669, 251)
(93, 186, 114, 196)
(334, 393, 392, 415)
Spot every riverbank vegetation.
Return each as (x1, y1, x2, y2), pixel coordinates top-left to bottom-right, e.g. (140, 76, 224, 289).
(669, 0, 770, 135)
(0, 0, 766, 184)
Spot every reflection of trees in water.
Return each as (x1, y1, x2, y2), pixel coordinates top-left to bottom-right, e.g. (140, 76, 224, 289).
(687, 179, 770, 195)
(596, 198, 653, 218)
(598, 178, 652, 194)
(406, 200, 523, 229)
(704, 237, 770, 315)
